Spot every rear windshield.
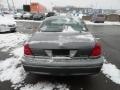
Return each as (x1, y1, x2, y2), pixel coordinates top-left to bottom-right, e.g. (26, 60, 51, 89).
(40, 17, 87, 32)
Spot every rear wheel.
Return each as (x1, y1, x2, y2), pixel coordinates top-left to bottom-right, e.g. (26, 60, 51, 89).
(10, 28, 16, 33)
(101, 21, 104, 23)
(14, 17, 17, 19)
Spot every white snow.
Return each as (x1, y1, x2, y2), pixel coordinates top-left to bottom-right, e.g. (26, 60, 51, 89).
(0, 32, 29, 52)
(29, 41, 58, 44)
(0, 32, 29, 87)
(85, 21, 120, 25)
(104, 22, 120, 25)
(20, 83, 69, 90)
(0, 33, 29, 88)
(75, 34, 94, 41)
(63, 26, 79, 33)
(15, 19, 42, 23)
(0, 48, 27, 90)
(102, 61, 120, 84)
(11, 47, 24, 59)
(0, 57, 27, 84)
(2, 47, 27, 89)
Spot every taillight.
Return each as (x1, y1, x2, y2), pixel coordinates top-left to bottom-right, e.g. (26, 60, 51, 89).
(91, 42, 101, 58)
(24, 44, 32, 55)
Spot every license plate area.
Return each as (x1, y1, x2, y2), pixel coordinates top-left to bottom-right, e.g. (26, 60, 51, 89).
(52, 49, 70, 57)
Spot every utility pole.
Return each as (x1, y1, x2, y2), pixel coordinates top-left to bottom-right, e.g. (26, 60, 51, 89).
(30, 0, 31, 4)
(12, 0, 15, 13)
(7, 0, 10, 12)
(26, 0, 27, 4)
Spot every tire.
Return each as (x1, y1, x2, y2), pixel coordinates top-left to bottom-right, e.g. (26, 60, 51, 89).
(101, 21, 104, 23)
(94, 21, 97, 23)
(10, 28, 16, 33)
(14, 17, 17, 19)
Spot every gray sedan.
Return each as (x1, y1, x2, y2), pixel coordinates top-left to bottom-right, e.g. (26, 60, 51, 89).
(22, 16, 104, 76)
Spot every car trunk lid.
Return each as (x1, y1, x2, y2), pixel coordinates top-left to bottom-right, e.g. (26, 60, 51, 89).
(28, 32, 95, 57)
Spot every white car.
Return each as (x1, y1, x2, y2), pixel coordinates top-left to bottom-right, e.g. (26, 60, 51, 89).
(14, 13, 23, 19)
(0, 16, 16, 32)
(91, 14, 105, 23)
(22, 12, 33, 20)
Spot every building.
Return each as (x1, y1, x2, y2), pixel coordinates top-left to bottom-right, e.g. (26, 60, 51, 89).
(102, 9, 116, 14)
(23, 5, 30, 12)
(93, 9, 103, 14)
(30, 3, 46, 13)
(53, 6, 93, 15)
(106, 14, 120, 21)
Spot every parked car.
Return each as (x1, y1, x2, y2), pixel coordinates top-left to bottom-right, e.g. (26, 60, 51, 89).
(14, 12, 23, 19)
(33, 13, 45, 20)
(22, 12, 33, 20)
(0, 16, 16, 32)
(22, 16, 103, 76)
(46, 12, 56, 17)
(3, 11, 10, 14)
(91, 14, 105, 23)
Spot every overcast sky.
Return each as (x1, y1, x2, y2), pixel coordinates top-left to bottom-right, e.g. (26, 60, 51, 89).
(1, 0, 120, 10)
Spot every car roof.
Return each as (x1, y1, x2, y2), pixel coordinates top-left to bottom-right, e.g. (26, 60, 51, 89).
(44, 16, 83, 22)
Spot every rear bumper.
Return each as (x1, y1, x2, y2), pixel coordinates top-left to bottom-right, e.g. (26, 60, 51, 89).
(23, 65, 102, 76)
(22, 56, 104, 76)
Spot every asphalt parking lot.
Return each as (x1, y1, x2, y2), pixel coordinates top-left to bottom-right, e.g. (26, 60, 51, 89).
(0, 21, 120, 90)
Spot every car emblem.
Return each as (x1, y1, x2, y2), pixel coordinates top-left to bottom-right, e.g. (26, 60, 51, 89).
(58, 42, 65, 49)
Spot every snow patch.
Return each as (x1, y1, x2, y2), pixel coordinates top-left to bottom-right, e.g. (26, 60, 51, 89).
(11, 47, 24, 59)
(0, 33, 29, 88)
(0, 57, 27, 84)
(20, 83, 69, 90)
(29, 41, 58, 44)
(0, 33, 30, 52)
(85, 21, 120, 25)
(0, 47, 27, 89)
(15, 19, 42, 23)
(75, 34, 94, 41)
(63, 26, 79, 33)
(102, 62, 120, 84)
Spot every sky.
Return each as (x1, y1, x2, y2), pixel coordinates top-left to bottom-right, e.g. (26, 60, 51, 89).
(1, 0, 120, 10)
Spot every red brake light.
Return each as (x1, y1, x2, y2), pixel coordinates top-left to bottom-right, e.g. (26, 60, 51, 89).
(91, 42, 101, 58)
(24, 44, 32, 55)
